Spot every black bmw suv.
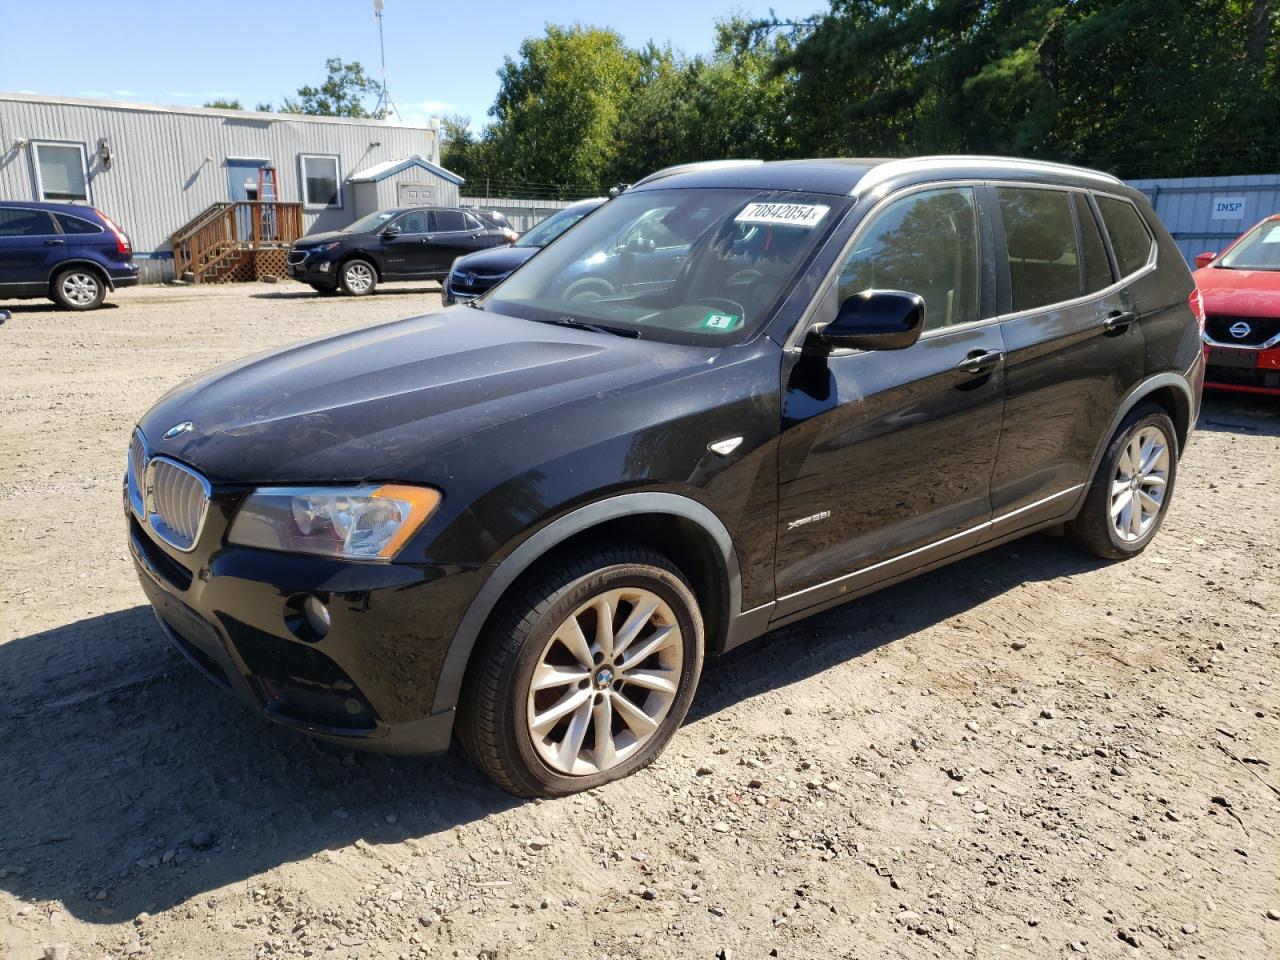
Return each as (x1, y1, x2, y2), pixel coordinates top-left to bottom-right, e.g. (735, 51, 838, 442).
(127, 157, 1203, 797)
(285, 206, 510, 296)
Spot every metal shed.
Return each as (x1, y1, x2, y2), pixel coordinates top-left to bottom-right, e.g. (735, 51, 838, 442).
(1126, 173, 1280, 265)
(0, 92, 457, 281)
(348, 156, 465, 218)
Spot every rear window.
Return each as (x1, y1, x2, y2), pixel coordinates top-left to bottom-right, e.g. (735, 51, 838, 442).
(1074, 194, 1113, 293)
(0, 208, 58, 237)
(55, 213, 103, 235)
(997, 187, 1080, 313)
(1096, 196, 1154, 277)
(431, 210, 466, 232)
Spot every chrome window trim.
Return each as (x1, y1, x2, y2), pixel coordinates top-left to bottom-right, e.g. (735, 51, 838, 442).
(776, 485, 1085, 605)
(787, 178, 1158, 353)
(142, 455, 212, 554)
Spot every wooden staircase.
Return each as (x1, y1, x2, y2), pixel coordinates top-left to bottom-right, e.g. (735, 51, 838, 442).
(171, 201, 304, 284)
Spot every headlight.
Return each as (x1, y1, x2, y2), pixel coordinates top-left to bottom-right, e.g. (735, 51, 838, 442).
(228, 484, 441, 561)
(316, 241, 341, 253)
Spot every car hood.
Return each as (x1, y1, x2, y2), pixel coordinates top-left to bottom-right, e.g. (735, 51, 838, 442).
(1193, 265, 1280, 316)
(292, 230, 351, 248)
(451, 245, 537, 275)
(138, 308, 712, 485)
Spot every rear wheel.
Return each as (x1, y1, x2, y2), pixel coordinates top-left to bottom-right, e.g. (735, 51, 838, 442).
(458, 544, 704, 797)
(338, 259, 377, 296)
(1068, 404, 1178, 559)
(51, 268, 106, 310)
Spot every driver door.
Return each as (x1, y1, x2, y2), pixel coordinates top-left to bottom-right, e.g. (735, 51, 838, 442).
(380, 209, 432, 277)
(774, 185, 1006, 618)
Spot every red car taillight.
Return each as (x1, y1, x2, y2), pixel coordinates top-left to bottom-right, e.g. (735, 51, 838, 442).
(1189, 287, 1205, 334)
(95, 210, 132, 255)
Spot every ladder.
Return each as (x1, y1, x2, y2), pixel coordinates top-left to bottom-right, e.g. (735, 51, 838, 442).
(256, 166, 280, 242)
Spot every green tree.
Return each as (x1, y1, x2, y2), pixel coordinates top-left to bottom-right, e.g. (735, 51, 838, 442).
(280, 57, 386, 118)
(203, 98, 243, 110)
(489, 25, 640, 192)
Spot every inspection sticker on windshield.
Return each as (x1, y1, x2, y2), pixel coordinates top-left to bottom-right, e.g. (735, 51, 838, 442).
(735, 202, 830, 228)
(702, 311, 742, 331)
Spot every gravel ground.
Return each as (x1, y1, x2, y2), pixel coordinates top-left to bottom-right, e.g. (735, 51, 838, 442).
(1, 282, 1277, 960)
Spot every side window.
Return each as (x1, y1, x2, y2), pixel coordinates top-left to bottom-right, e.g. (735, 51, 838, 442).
(1074, 194, 1113, 293)
(432, 210, 466, 232)
(396, 210, 430, 234)
(55, 213, 103, 235)
(997, 187, 1080, 312)
(837, 186, 980, 331)
(0, 208, 58, 237)
(1096, 196, 1154, 277)
(33, 143, 88, 202)
(463, 213, 485, 231)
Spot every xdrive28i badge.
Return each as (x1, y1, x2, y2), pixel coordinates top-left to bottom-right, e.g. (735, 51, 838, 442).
(161, 421, 193, 440)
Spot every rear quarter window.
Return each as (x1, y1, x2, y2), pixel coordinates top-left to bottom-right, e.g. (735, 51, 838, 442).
(55, 213, 104, 235)
(1096, 196, 1154, 277)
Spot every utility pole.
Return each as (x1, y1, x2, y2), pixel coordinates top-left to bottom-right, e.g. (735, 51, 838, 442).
(371, 0, 401, 121)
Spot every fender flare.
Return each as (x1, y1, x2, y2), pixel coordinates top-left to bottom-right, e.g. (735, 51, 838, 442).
(430, 492, 743, 714)
(1073, 370, 1196, 513)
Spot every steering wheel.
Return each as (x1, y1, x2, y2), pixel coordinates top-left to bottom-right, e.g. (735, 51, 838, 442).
(726, 268, 763, 288)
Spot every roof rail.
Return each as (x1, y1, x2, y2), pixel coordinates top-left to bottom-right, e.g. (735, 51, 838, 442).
(631, 158, 765, 189)
(852, 155, 1123, 196)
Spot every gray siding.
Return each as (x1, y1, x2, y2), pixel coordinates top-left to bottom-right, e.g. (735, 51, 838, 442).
(0, 93, 444, 265)
(1126, 173, 1280, 265)
(460, 196, 576, 232)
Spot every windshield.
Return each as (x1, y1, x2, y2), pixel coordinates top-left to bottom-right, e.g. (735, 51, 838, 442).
(485, 188, 843, 344)
(343, 210, 397, 233)
(515, 204, 597, 249)
(1218, 220, 1280, 270)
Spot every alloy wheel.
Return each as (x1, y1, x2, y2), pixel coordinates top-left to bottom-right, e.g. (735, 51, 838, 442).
(526, 587, 683, 776)
(344, 263, 374, 293)
(1109, 424, 1170, 543)
(62, 273, 99, 306)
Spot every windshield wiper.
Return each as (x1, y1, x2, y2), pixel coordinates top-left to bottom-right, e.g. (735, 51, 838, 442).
(547, 316, 641, 339)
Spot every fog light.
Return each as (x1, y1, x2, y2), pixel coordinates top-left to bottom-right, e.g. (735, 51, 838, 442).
(319, 262, 331, 272)
(303, 596, 331, 637)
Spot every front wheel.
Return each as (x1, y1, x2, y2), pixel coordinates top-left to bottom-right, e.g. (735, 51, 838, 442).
(52, 268, 106, 310)
(458, 545, 704, 797)
(338, 259, 377, 296)
(1068, 404, 1178, 559)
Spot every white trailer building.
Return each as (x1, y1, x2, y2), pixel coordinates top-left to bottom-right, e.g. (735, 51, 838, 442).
(0, 92, 463, 282)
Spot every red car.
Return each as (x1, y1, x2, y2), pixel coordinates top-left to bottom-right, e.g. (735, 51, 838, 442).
(1193, 214, 1280, 395)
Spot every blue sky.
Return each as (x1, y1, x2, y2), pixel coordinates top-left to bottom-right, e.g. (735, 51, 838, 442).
(0, 0, 824, 127)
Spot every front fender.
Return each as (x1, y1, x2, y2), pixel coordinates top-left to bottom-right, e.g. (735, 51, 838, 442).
(429, 490, 742, 714)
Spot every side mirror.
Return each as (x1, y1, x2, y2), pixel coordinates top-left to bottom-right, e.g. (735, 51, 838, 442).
(379, 224, 402, 239)
(806, 289, 926, 352)
(1194, 251, 1217, 269)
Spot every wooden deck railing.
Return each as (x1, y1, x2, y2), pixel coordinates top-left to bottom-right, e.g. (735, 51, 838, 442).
(171, 201, 304, 283)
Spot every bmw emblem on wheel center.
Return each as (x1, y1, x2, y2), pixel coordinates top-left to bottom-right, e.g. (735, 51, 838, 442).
(162, 421, 193, 440)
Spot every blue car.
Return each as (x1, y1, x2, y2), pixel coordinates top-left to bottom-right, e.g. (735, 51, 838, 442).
(0, 201, 139, 310)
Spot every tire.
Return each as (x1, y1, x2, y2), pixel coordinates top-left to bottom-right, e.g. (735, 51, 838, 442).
(309, 283, 339, 296)
(338, 259, 377, 296)
(1067, 403, 1179, 560)
(51, 268, 106, 310)
(457, 544, 704, 798)
(562, 277, 615, 303)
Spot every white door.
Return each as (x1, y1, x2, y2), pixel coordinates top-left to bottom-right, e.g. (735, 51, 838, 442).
(397, 183, 434, 206)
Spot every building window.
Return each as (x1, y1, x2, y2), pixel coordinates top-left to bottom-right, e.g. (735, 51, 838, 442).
(33, 142, 89, 202)
(300, 155, 341, 208)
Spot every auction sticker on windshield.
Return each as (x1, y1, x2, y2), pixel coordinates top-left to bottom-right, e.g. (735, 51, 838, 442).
(735, 202, 830, 228)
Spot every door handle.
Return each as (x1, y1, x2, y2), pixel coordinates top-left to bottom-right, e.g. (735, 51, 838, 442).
(1102, 310, 1135, 332)
(957, 349, 1005, 375)
(45, 238, 65, 245)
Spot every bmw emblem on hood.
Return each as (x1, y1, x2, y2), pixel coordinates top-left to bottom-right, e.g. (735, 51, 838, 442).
(1229, 321, 1252, 339)
(162, 421, 193, 440)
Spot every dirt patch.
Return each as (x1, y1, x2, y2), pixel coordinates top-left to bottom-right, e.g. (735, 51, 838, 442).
(1, 283, 1277, 959)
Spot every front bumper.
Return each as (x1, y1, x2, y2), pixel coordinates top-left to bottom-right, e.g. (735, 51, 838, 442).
(1203, 341, 1280, 395)
(126, 487, 482, 754)
(285, 252, 337, 286)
